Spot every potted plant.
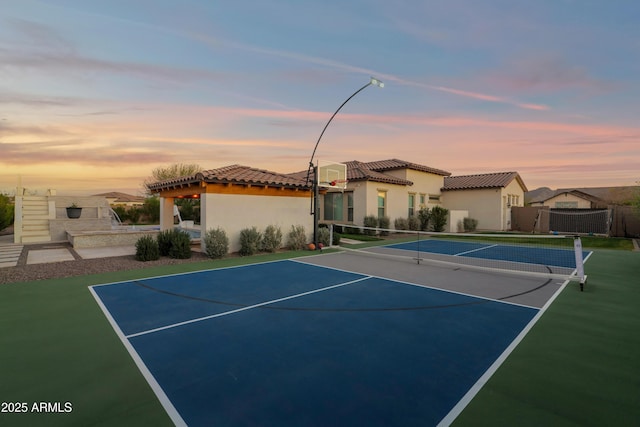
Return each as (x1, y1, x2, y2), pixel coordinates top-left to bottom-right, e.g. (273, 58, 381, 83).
(66, 203, 82, 219)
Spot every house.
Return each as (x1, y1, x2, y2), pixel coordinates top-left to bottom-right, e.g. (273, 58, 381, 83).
(527, 186, 638, 208)
(307, 159, 451, 227)
(147, 160, 530, 253)
(93, 192, 145, 208)
(147, 165, 313, 253)
(441, 172, 528, 231)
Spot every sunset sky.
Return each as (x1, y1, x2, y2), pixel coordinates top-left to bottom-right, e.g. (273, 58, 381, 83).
(1, 0, 639, 196)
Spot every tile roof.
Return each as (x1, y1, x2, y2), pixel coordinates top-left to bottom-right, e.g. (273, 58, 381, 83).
(442, 172, 526, 191)
(147, 164, 310, 191)
(527, 186, 639, 204)
(93, 192, 145, 203)
(149, 159, 453, 191)
(363, 159, 451, 176)
(344, 161, 414, 185)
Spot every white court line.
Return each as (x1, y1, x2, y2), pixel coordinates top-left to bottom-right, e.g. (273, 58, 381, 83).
(454, 244, 498, 256)
(291, 257, 542, 311)
(125, 276, 370, 339)
(88, 287, 188, 427)
(436, 276, 571, 427)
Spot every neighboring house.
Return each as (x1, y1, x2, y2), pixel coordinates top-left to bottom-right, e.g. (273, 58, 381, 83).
(527, 186, 639, 208)
(93, 192, 145, 208)
(528, 189, 602, 209)
(147, 165, 312, 253)
(441, 172, 528, 231)
(311, 159, 451, 227)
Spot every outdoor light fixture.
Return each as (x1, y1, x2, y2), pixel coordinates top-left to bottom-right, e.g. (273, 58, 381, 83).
(370, 77, 384, 88)
(306, 77, 384, 248)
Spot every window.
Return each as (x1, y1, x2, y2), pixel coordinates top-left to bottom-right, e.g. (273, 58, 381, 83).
(377, 191, 386, 218)
(347, 193, 353, 222)
(428, 194, 440, 203)
(419, 193, 426, 206)
(323, 193, 343, 221)
(408, 193, 415, 217)
(555, 201, 578, 209)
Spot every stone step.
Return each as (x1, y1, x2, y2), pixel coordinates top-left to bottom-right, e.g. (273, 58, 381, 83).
(21, 235, 52, 243)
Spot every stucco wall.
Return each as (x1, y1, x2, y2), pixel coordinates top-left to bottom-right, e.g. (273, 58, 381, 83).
(200, 193, 312, 253)
(442, 188, 503, 230)
(541, 193, 592, 209)
(343, 173, 445, 227)
(442, 180, 525, 231)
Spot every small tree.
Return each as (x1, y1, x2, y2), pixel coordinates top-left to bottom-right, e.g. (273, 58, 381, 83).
(142, 196, 160, 224)
(111, 205, 128, 224)
(430, 206, 449, 232)
(417, 207, 430, 231)
(144, 163, 202, 193)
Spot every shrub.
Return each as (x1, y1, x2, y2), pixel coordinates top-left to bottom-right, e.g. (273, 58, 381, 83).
(239, 227, 262, 256)
(111, 205, 128, 224)
(318, 227, 331, 247)
(141, 196, 160, 224)
(157, 229, 174, 256)
(344, 226, 361, 235)
(0, 194, 14, 231)
(135, 235, 160, 261)
(363, 215, 378, 236)
(168, 230, 192, 259)
(261, 225, 283, 253)
(286, 225, 307, 250)
(463, 217, 478, 232)
(127, 207, 141, 224)
(377, 216, 390, 235)
(394, 218, 409, 230)
(204, 227, 229, 259)
(332, 232, 341, 246)
(408, 216, 421, 231)
(418, 207, 430, 231)
(430, 206, 449, 232)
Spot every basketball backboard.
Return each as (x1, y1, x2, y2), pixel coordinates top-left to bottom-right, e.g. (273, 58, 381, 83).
(317, 160, 348, 190)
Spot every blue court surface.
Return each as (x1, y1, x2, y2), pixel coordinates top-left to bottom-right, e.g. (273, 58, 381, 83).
(91, 259, 542, 426)
(386, 238, 589, 269)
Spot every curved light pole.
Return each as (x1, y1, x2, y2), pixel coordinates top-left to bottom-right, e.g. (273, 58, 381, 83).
(306, 77, 384, 248)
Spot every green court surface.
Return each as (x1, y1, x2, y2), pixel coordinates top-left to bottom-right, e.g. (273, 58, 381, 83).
(1, 249, 638, 426)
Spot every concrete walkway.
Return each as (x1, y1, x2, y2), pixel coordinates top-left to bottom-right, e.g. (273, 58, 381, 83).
(0, 243, 23, 268)
(0, 236, 137, 269)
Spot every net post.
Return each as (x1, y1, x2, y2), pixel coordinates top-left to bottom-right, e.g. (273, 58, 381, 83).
(573, 235, 587, 291)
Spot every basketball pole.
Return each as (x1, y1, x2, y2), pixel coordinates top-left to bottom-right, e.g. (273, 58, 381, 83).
(306, 77, 384, 249)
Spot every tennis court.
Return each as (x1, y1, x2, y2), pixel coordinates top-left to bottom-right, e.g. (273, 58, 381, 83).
(90, 238, 581, 426)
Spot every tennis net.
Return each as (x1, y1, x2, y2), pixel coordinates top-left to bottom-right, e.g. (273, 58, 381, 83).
(329, 224, 588, 288)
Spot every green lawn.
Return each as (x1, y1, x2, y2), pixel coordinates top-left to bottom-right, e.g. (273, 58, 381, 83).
(453, 249, 640, 426)
(1, 248, 638, 426)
